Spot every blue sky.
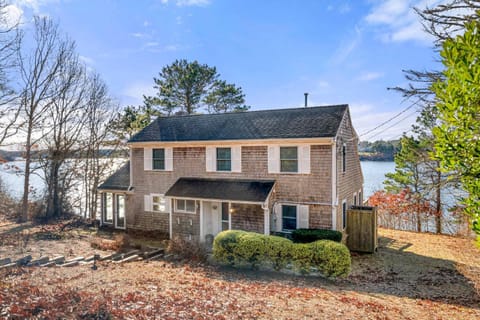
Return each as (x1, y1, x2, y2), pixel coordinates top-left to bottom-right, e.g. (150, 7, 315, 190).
(4, 0, 444, 141)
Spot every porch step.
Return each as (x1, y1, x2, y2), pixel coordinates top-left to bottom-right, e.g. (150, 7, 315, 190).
(142, 248, 165, 259)
(27, 256, 49, 267)
(0, 258, 11, 266)
(114, 254, 140, 264)
(147, 253, 164, 261)
(15, 255, 32, 266)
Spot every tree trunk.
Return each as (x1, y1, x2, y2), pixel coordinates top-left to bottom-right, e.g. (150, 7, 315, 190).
(20, 125, 32, 222)
(435, 169, 442, 234)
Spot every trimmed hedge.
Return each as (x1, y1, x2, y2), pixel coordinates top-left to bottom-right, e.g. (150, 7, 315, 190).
(291, 228, 343, 243)
(213, 230, 351, 277)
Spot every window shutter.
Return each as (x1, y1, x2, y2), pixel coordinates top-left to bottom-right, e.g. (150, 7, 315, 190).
(144, 195, 152, 212)
(298, 145, 311, 174)
(297, 205, 309, 229)
(165, 147, 173, 171)
(231, 146, 242, 172)
(268, 146, 279, 173)
(205, 146, 215, 172)
(144, 148, 152, 171)
(274, 203, 282, 232)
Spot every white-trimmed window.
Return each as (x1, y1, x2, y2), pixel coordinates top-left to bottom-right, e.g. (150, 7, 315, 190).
(144, 147, 173, 171)
(216, 147, 231, 171)
(206, 146, 241, 172)
(176, 199, 196, 213)
(342, 199, 347, 229)
(268, 145, 310, 174)
(353, 193, 357, 206)
(342, 143, 346, 173)
(282, 205, 297, 230)
(359, 190, 362, 205)
(221, 202, 229, 231)
(103, 193, 113, 223)
(152, 195, 168, 213)
(280, 147, 298, 173)
(152, 148, 165, 170)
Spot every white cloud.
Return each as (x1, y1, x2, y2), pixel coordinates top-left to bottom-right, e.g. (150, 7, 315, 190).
(0, 4, 23, 28)
(130, 32, 149, 38)
(143, 20, 151, 27)
(357, 72, 384, 81)
(175, 0, 210, 6)
(164, 44, 179, 51)
(79, 55, 94, 64)
(331, 25, 362, 64)
(364, 0, 438, 44)
(123, 82, 156, 105)
(145, 42, 159, 47)
(317, 80, 329, 88)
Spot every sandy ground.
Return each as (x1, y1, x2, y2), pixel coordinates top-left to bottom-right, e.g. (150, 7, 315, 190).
(0, 222, 479, 319)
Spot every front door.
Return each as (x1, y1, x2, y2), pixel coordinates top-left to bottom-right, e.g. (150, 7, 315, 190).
(203, 201, 229, 239)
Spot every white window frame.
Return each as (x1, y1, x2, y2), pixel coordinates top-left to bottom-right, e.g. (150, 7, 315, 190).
(103, 193, 113, 224)
(144, 147, 173, 171)
(115, 194, 126, 229)
(152, 194, 169, 213)
(175, 198, 197, 214)
(152, 148, 165, 170)
(281, 204, 297, 231)
(353, 192, 357, 206)
(216, 147, 232, 172)
(268, 145, 310, 174)
(279, 146, 298, 173)
(342, 143, 346, 173)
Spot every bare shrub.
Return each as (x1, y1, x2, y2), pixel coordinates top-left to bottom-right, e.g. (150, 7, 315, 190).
(166, 236, 207, 262)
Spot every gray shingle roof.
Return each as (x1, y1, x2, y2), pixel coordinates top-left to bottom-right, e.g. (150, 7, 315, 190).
(129, 104, 347, 142)
(98, 162, 131, 191)
(165, 177, 275, 202)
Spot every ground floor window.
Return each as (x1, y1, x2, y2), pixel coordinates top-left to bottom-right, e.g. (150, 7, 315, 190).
(176, 199, 196, 213)
(282, 205, 297, 231)
(342, 200, 347, 229)
(116, 195, 125, 228)
(103, 193, 113, 223)
(152, 195, 168, 213)
(221, 202, 229, 231)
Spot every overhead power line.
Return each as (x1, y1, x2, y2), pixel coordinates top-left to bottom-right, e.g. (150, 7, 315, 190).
(364, 109, 418, 141)
(359, 99, 421, 138)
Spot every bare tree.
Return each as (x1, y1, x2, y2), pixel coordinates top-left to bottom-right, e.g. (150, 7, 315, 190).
(80, 73, 120, 219)
(17, 17, 76, 222)
(39, 53, 89, 219)
(0, 0, 22, 145)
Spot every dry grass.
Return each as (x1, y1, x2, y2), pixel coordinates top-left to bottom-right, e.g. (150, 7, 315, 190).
(1, 225, 479, 319)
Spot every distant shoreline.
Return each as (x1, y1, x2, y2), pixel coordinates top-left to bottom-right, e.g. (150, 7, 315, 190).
(359, 153, 395, 162)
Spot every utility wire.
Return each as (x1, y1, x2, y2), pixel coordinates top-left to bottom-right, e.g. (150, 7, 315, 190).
(359, 99, 421, 137)
(364, 109, 418, 141)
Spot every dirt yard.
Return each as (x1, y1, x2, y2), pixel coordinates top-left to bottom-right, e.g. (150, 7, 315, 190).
(0, 221, 479, 319)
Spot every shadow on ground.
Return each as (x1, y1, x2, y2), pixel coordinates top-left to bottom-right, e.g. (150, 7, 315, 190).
(202, 235, 480, 309)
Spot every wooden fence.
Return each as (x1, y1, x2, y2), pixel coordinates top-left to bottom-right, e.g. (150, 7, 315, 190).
(346, 206, 378, 253)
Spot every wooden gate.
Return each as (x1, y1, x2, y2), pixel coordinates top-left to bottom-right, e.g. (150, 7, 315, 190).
(346, 206, 378, 253)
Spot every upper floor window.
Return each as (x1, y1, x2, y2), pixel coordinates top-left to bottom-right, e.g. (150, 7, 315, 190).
(280, 146, 298, 172)
(216, 147, 231, 171)
(153, 148, 165, 170)
(342, 144, 346, 173)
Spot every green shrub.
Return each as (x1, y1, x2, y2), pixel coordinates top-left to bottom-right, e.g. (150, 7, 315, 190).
(264, 235, 293, 270)
(309, 240, 351, 277)
(291, 243, 314, 274)
(291, 229, 342, 243)
(212, 230, 245, 265)
(233, 233, 266, 268)
(212, 230, 351, 278)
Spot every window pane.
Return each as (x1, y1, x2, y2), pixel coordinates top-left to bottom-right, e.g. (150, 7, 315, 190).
(153, 159, 165, 170)
(186, 200, 196, 212)
(177, 199, 185, 211)
(283, 218, 296, 230)
(221, 203, 229, 221)
(222, 222, 229, 231)
(282, 205, 297, 230)
(281, 160, 298, 172)
(280, 147, 297, 160)
(153, 148, 164, 159)
(105, 193, 113, 222)
(217, 148, 231, 171)
(153, 149, 165, 170)
(217, 160, 231, 171)
(216, 148, 231, 160)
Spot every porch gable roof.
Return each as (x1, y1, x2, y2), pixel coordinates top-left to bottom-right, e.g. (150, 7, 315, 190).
(165, 177, 275, 203)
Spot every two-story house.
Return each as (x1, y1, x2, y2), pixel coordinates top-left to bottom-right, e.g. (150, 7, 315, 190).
(98, 104, 364, 242)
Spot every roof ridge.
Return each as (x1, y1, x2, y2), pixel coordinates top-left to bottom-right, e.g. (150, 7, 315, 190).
(153, 104, 348, 121)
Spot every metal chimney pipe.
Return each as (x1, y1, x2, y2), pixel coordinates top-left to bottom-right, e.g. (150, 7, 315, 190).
(304, 93, 308, 107)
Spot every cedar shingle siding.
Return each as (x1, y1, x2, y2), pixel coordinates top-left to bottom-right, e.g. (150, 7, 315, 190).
(100, 105, 363, 240)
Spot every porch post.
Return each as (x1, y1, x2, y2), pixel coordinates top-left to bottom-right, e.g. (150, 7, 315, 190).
(199, 200, 204, 242)
(264, 208, 270, 235)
